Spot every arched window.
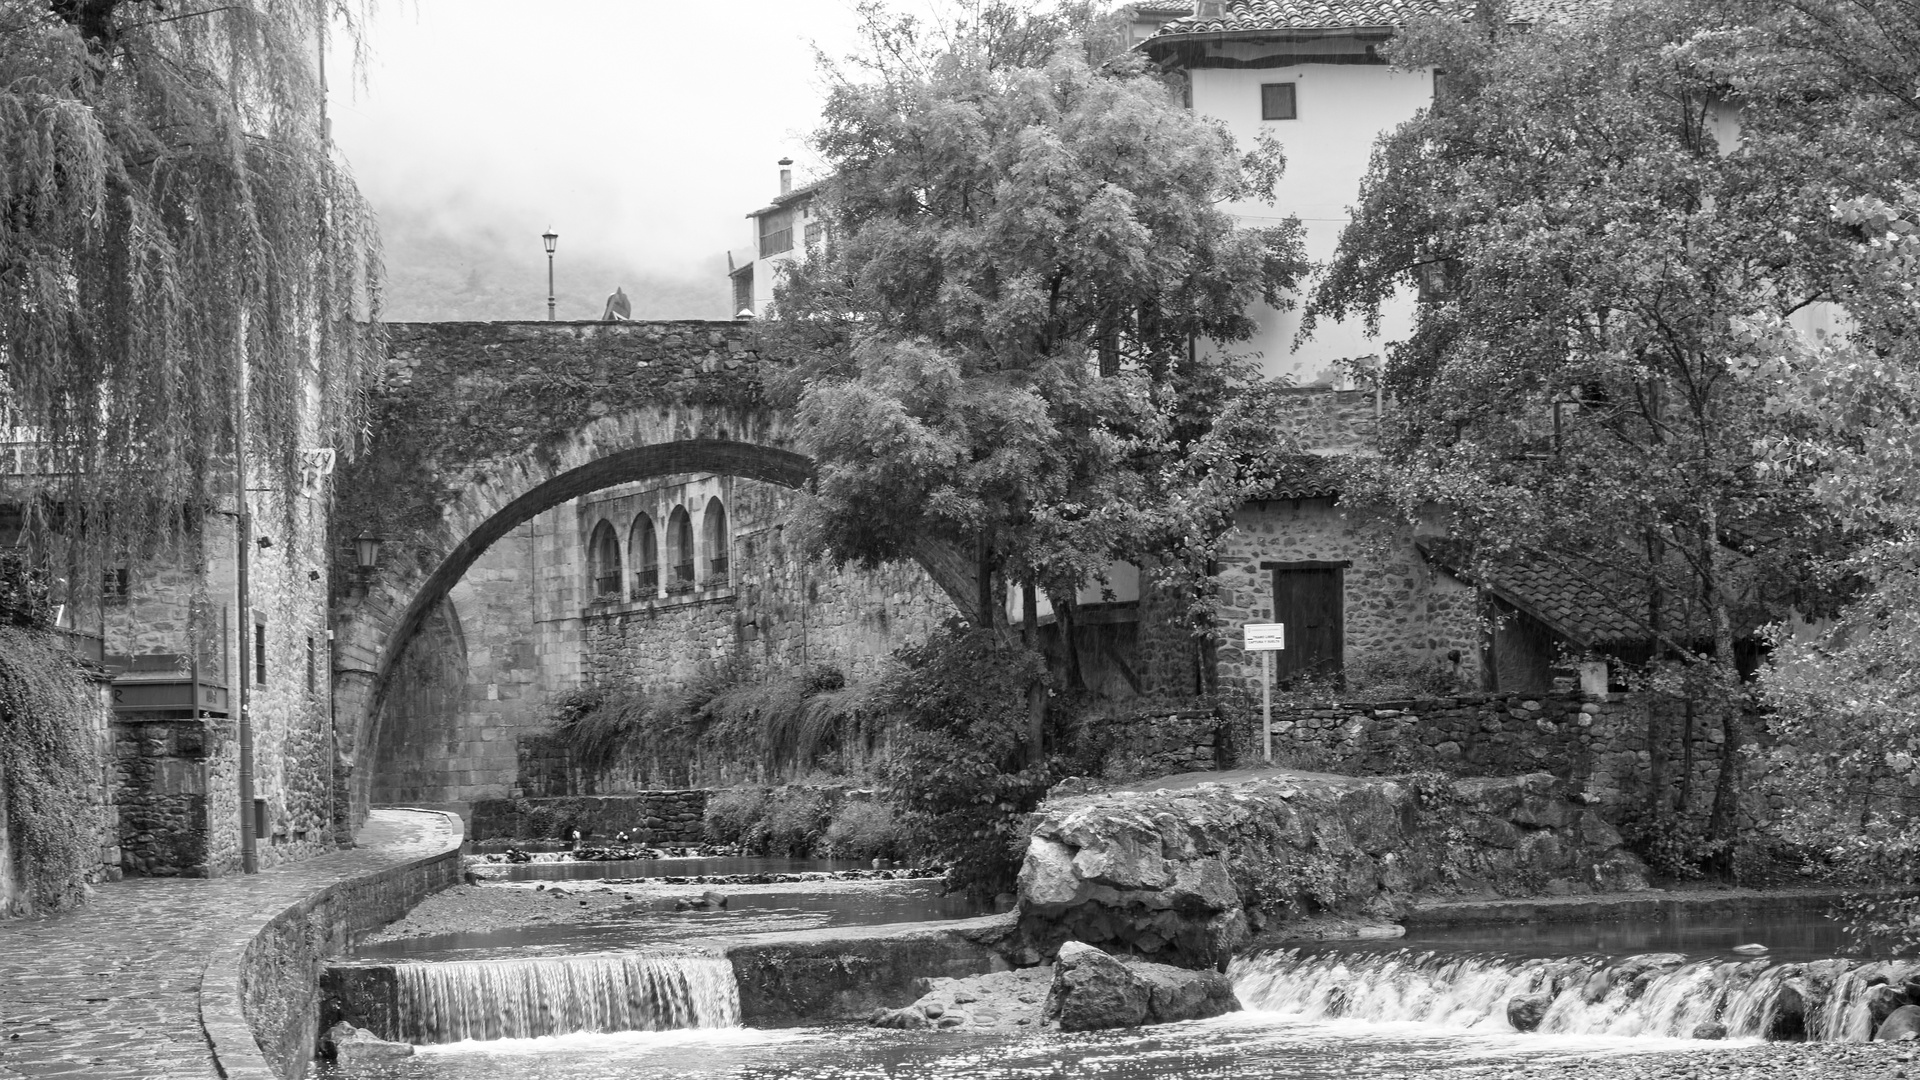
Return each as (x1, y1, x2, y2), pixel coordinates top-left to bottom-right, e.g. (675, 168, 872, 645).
(703, 497, 729, 584)
(667, 506, 695, 590)
(631, 514, 659, 597)
(588, 520, 623, 600)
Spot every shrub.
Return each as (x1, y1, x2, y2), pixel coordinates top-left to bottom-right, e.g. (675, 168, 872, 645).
(749, 787, 837, 856)
(822, 799, 910, 861)
(702, 787, 767, 847)
(874, 623, 1051, 899)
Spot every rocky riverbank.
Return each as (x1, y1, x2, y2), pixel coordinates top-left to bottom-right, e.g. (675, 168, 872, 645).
(1429, 1042, 1920, 1080)
(1019, 769, 1648, 968)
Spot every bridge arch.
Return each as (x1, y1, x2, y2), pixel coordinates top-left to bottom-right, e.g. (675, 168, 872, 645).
(329, 320, 975, 829)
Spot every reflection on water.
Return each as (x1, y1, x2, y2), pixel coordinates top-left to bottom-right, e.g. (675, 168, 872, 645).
(492, 858, 873, 883)
(1405, 907, 1861, 964)
(319, 1012, 1707, 1080)
(357, 882, 980, 962)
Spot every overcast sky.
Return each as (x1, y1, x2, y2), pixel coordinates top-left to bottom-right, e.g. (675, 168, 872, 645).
(327, 0, 868, 322)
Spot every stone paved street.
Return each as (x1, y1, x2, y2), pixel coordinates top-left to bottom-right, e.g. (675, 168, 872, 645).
(0, 810, 458, 1080)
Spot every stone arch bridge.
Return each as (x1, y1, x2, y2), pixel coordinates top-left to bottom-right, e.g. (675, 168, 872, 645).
(328, 321, 975, 828)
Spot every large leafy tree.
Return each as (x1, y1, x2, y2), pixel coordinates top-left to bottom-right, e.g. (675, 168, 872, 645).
(0, 0, 383, 566)
(767, 12, 1306, 635)
(1309, 0, 1866, 867)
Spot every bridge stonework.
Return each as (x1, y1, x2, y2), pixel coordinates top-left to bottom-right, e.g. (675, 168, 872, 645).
(329, 321, 963, 827)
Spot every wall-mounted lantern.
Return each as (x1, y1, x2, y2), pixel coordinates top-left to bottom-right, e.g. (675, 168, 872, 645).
(352, 534, 384, 571)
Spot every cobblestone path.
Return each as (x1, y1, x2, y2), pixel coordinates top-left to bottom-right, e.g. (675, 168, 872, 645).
(0, 810, 458, 1080)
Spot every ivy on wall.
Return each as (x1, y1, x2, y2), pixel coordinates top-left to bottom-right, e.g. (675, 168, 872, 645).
(0, 625, 102, 916)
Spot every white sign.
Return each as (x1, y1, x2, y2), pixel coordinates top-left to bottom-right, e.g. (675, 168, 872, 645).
(1244, 622, 1286, 652)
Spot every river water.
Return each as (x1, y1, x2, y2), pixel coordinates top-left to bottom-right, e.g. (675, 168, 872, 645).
(322, 874, 1893, 1080)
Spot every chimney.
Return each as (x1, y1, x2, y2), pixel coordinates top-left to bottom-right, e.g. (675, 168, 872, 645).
(779, 157, 793, 196)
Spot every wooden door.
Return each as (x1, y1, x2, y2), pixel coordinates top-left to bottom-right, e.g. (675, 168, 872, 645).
(1271, 566, 1344, 684)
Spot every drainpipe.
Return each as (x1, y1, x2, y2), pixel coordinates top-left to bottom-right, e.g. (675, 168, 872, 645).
(234, 331, 258, 875)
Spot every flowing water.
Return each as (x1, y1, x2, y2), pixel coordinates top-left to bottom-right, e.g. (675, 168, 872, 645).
(389, 951, 739, 1043)
(325, 894, 1905, 1078)
(485, 857, 872, 884)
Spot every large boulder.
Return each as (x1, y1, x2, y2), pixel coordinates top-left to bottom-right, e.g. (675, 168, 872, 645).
(1868, 984, 1911, 1031)
(1876, 1004, 1920, 1041)
(1044, 942, 1240, 1032)
(1047, 943, 1151, 1031)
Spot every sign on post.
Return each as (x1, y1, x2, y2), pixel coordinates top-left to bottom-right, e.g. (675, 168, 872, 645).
(1243, 623, 1285, 764)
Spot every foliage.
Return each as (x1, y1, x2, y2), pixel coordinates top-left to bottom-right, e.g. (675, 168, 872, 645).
(0, 554, 53, 629)
(1618, 808, 1720, 881)
(1237, 849, 1360, 916)
(1308, 0, 1877, 860)
(0, 0, 384, 567)
(768, 7, 1307, 625)
(547, 665, 873, 783)
(822, 799, 912, 861)
(745, 786, 839, 857)
(873, 623, 1050, 897)
(701, 787, 767, 848)
(0, 625, 101, 915)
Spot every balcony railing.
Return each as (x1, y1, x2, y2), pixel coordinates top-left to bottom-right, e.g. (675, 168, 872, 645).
(593, 573, 622, 600)
(636, 567, 659, 594)
(759, 227, 793, 258)
(709, 556, 730, 587)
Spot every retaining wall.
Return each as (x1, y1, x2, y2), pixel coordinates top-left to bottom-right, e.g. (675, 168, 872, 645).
(204, 812, 464, 1079)
(1256, 689, 1728, 823)
(468, 791, 710, 844)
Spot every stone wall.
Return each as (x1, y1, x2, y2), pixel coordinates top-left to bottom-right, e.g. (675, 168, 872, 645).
(1018, 771, 1649, 969)
(374, 468, 955, 806)
(1, 646, 119, 916)
(1254, 690, 1728, 826)
(103, 486, 340, 876)
(1074, 706, 1233, 781)
(221, 816, 463, 1079)
(467, 791, 711, 843)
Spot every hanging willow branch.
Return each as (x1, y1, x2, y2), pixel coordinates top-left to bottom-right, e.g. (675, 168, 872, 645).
(0, 0, 383, 567)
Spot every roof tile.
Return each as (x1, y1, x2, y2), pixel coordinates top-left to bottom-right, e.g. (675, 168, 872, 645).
(1148, 0, 1602, 38)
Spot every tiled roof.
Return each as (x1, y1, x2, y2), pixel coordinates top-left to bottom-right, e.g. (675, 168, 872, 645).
(1419, 541, 1763, 648)
(1147, 0, 1601, 39)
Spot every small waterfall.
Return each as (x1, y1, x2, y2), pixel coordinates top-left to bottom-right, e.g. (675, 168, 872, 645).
(1231, 948, 1912, 1043)
(392, 951, 741, 1044)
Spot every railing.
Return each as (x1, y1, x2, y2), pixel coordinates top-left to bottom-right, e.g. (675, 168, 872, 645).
(593, 573, 622, 600)
(0, 441, 82, 476)
(636, 567, 659, 593)
(759, 227, 793, 258)
(708, 555, 729, 587)
(674, 561, 695, 584)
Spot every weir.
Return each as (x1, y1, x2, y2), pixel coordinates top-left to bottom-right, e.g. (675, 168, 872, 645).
(389, 951, 740, 1043)
(1231, 947, 1910, 1043)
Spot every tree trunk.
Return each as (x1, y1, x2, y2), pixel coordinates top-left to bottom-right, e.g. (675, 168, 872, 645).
(1645, 531, 1670, 817)
(975, 527, 998, 634)
(1058, 593, 1087, 692)
(1023, 583, 1045, 766)
(1678, 694, 1696, 812)
(1699, 511, 1744, 880)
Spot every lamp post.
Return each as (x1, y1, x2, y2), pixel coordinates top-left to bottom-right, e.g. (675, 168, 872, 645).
(542, 228, 558, 321)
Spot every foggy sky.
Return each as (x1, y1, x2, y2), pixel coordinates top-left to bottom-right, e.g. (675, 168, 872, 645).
(327, 0, 864, 322)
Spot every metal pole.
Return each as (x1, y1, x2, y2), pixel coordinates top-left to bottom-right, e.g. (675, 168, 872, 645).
(1262, 649, 1273, 765)
(546, 252, 556, 321)
(235, 323, 257, 875)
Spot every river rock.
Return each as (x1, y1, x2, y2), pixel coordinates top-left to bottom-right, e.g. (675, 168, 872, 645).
(1507, 993, 1551, 1032)
(1876, 1004, 1920, 1041)
(1764, 982, 1808, 1041)
(1048, 943, 1151, 1030)
(1692, 1021, 1728, 1040)
(870, 1006, 933, 1029)
(1044, 941, 1239, 1032)
(1867, 984, 1909, 1030)
(326, 1023, 414, 1065)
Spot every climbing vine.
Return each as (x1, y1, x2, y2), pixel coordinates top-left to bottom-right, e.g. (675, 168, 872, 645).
(0, 624, 102, 916)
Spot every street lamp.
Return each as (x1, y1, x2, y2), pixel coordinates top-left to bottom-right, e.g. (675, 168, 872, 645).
(542, 228, 558, 321)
